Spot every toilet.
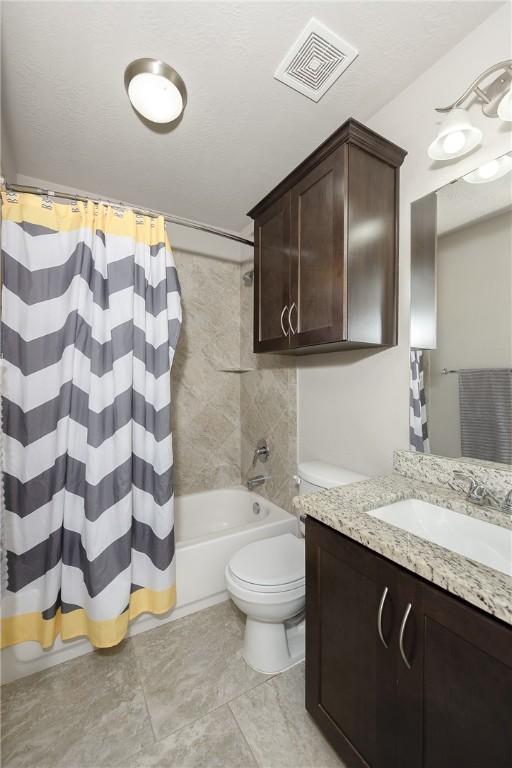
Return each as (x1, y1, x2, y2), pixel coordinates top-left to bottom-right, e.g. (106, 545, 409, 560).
(225, 461, 368, 674)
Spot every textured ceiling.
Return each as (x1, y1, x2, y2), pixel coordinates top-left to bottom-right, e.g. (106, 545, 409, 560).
(1, 1, 502, 231)
(437, 158, 512, 235)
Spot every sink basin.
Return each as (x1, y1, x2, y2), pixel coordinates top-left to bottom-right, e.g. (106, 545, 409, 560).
(368, 499, 512, 576)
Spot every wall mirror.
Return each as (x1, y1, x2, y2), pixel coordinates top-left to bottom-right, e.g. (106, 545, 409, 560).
(410, 152, 512, 467)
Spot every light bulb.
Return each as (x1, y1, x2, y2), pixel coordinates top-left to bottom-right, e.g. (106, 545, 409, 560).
(442, 130, 466, 155)
(476, 160, 500, 179)
(128, 72, 183, 123)
(463, 154, 512, 184)
(497, 88, 512, 121)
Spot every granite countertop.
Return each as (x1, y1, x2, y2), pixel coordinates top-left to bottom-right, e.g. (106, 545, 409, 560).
(294, 474, 512, 626)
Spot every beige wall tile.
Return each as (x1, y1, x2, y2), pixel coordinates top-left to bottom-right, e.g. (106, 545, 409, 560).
(171, 250, 297, 510)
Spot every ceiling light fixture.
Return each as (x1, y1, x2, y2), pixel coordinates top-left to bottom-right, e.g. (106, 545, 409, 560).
(427, 60, 512, 160)
(124, 58, 187, 124)
(462, 154, 512, 184)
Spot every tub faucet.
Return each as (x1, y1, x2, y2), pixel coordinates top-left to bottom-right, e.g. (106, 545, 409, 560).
(247, 474, 270, 491)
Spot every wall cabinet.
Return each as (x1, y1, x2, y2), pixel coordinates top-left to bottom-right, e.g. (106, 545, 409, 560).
(248, 119, 406, 354)
(306, 517, 512, 768)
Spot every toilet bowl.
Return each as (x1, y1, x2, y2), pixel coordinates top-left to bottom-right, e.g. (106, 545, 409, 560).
(226, 461, 368, 674)
(225, 533, 305, 674)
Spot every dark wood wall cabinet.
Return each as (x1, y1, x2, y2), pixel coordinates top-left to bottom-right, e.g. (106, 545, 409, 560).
(248, 119, 407, 354)
(306, 517, 512, 768)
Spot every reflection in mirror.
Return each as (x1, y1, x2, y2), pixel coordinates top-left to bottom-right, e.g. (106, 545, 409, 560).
(410, 153, 512, 467)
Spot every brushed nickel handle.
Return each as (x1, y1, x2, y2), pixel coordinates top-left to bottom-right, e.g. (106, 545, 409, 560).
(377, 586, 390, 649)
(399, 603, 413, 670)
(280, 305, 289, 336)
(288, 302, 297, 335)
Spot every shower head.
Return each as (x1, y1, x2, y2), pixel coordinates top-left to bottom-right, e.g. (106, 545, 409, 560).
(242, 269, 254, 286)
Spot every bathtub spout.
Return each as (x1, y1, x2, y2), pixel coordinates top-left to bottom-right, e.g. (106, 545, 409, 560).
(246, 475, 270, 491)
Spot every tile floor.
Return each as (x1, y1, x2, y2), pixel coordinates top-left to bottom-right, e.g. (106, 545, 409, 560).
(1, 601, 345, 768)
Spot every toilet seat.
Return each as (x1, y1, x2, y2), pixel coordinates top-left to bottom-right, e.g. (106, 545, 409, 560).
(227, 534, 304, 593)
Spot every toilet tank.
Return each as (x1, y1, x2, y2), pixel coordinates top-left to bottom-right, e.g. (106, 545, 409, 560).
(297, 461, 368, 494)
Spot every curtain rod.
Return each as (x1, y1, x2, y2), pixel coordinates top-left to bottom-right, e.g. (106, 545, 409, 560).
(2, 181, 254, 247)
(441, 367, 512, 374)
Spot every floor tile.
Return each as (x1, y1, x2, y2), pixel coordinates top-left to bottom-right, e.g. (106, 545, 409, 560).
(126, 705, 257, 768)
(132, 600, 269, 740)
(0, 641, 154, 768)
(229, 662, 345, 768)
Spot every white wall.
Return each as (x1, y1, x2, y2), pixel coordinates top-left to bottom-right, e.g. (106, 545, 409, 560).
(427, 210, 512, 458)
(298, 4, 512, 476)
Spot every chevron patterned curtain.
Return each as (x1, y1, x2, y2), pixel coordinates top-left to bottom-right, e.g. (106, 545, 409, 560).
(0, 190, 181, 649)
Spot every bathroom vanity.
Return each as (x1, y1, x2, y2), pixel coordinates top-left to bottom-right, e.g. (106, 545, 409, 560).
(297, 457, 512, 768)
(248, 119, 406, 354)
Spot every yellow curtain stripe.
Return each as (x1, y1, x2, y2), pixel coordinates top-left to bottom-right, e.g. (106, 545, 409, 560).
(0, 586, 176, 650)
(1, 190, 171, 248)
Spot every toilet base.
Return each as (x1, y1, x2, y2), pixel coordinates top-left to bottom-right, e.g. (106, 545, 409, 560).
(243, 614, 305, 674)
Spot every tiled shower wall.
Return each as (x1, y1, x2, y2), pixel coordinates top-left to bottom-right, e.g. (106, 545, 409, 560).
(172, 249, 242, 496)
(239, 260, 297, 513)
(171, 249, 297, 512)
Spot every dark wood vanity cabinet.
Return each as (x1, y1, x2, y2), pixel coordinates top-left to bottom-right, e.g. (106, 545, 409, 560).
(306, 517, 512, 768)
(249, 119, 406, 354)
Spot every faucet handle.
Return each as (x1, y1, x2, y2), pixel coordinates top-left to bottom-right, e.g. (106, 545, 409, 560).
(252, 439, 270, 466)
(501, 489, 512, 514)
(450, 470, 478, 496)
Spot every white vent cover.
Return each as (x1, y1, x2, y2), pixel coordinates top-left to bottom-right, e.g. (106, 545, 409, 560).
(274, 18, 358, 102)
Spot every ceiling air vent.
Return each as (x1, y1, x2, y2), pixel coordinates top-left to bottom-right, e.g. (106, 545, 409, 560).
(274, 18, 358, 102)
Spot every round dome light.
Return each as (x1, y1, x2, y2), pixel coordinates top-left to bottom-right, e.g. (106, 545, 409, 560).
(124, 58, 187, 124)
(427, 108, 482, 161)
(463, 154, 512, 184)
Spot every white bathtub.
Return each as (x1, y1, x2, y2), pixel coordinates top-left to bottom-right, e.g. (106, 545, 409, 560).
(1, 487, 297, 683)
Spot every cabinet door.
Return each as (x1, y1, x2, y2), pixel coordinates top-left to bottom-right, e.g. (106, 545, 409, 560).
(396, 574, 512, 768)
(290, 148, 345, 348)
(253, 194, 291, 352)
(306, 518, 398, 768)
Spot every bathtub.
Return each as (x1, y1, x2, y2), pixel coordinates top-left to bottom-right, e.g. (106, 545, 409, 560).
(1, 487, 297, 683)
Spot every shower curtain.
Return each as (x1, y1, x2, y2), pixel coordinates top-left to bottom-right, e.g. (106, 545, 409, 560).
(0, 190, 181, 648)
(409, 349, 430, 453)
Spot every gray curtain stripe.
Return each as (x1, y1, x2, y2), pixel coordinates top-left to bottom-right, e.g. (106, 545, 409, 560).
(2, 314, 175, 377)
(5, 453, 174, 520)
(7, 523, 175, 594)
(2, 247, 180, 313)
(2, 245, 110, 307)
(2, 384, 171, 447)
(18, 221, 58, 237)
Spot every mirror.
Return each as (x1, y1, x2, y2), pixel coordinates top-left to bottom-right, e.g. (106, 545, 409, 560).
(410, 153, 512, 466)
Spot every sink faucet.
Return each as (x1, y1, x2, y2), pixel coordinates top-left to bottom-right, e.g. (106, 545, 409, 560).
(451, 470, 509, 511)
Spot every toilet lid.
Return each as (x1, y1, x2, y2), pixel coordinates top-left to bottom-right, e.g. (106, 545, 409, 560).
(228, 534, 305, 588)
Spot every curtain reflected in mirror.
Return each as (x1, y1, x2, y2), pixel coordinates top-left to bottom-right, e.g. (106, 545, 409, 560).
(410, 154, 512, 467)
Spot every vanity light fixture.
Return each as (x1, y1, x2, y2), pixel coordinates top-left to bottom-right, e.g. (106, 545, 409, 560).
(462, 154, 512, 184)
(428, 60, 512, 160)
(427, 109, 482, 161)
(124, 58, 187, 124)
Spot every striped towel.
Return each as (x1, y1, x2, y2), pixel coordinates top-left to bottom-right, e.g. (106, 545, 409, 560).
(459, 369, 512, 465)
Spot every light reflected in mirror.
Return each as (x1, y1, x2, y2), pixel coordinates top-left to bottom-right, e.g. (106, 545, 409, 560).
(410, 153, 512, 467)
